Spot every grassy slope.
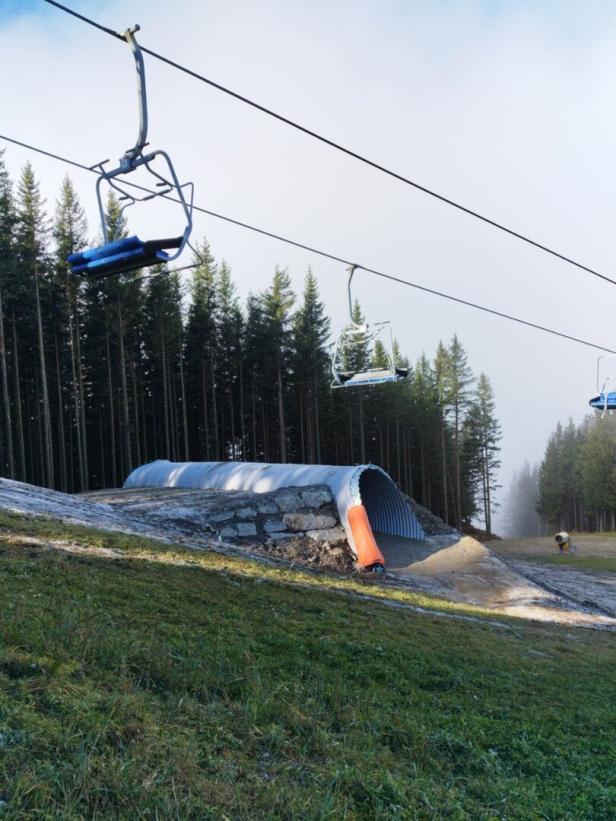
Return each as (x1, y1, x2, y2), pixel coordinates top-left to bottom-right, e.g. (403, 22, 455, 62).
(526, 555, 616, 573)
(494, 535, 616, 573)
(1, 515, 616, 819)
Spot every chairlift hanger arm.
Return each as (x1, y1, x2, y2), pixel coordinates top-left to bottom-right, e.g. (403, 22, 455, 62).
(347, 264, 358, 323)
(123, 25, 148, 166)
(596, 354, 616, 392)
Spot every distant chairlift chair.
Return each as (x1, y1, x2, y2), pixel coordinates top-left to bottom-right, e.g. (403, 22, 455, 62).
(331, 265, 408, 388)
(68, 25, 193, 279)
(588, 354, 616, 416)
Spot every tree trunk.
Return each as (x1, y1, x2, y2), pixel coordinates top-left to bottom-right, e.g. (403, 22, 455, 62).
(419, 436, 427, 506)
(74, 310, 89, 489)
(117, 295, 132, 476)
(169, 371, 178, 461)
(54, 334, 67, 491)
(131, 360, 142, 468)
(348, 405, 354, 463)
(453, 401, 462, 530)
(140, 388, 148, 464)
(0, 291, 15, 478)
(313, 374, 322, 464)
(261, 395, 268, 462)
(97, 405, 106, 488)
(251, 374, 257, 461)
(161, 324, 170, 458)
(359, 394, 366, 464)
(178, 342, 189, 461)
(67, 289, 85, 490)
(105, 331, 117, 486)
(299, 390, 306, 463)
(210, 351, 219, 460)
(239, 352, 246, 461)
(277, 356, 287, 462)
(12, 313, 26, 481)
(440, 412, 449, 523)
(201, 359, 210, 460)
(34, 267, 54, 488)
(229, 383, 236, 460)
(395, 411, 401, 485)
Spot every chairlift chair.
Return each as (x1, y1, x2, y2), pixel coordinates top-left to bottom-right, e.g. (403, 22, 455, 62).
(331, 265, 408, 388)
(68, 26, 193, 278)
(588, 354, 616, 416)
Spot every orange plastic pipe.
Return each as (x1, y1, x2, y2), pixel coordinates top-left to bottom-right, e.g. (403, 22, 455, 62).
(348, 504, 386, 570)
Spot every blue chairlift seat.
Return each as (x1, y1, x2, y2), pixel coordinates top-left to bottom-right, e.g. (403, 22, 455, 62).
(589, 392, 616, 412)
(68, 235, 182, 278)
(336, 367, 408, 388)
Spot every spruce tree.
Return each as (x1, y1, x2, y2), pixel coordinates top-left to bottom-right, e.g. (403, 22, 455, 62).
(15, 163, 54, 487)
(537, 423, 565, 529)
(184, 239, 218, 459)
(433, 342, 453, 522)
(261, 267, 295, 462)
(467, 373, 501, 532)
(143, 269, 184, 460)
(447, 335, 475, 529)
(292, 269, 330, 463)
(410, 354, 440, 508)
(215, 261, 243, 459)
(0, 150, 16, 478)
(53, 176, 89, 490)
(244, 293, 268, 460)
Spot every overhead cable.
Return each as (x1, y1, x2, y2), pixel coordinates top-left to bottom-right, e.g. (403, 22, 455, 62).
(1, 132, 613, 354)
(39, 0, 616, 287)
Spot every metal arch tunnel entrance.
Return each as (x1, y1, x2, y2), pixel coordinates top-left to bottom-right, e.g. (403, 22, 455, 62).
(124, 461, 425, 570)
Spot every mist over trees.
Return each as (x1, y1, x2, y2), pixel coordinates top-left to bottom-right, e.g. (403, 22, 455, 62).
(0, 153, 501, 529)
(502, 462, 542, 537)
(536, 415, 616, 532)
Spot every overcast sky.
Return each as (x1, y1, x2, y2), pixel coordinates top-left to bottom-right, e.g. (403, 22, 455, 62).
(2, 0, 616, 528)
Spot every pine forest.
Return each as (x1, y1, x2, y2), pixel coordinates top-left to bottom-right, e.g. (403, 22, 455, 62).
(537, 416, 616, 532)
(0, 153, 501, 531)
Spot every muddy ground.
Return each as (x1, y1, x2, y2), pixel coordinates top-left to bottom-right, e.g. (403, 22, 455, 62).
(376, 532, 616, 630)
(492, 535, 616, 618)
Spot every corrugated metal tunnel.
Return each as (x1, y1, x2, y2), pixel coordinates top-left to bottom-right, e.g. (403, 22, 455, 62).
(124, 460, 425, 569)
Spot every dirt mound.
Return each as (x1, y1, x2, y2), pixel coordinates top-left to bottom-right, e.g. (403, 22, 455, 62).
(261, 535, 355, 573)
(409, 536, 494, 574)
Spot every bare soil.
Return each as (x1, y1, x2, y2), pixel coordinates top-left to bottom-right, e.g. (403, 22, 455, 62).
(376, 532, 616, 630)
(492, 535, 616, 618)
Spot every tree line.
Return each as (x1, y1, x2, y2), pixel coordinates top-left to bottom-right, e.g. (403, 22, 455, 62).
(0, 152, 501, 530)
(536, 415, 616, 532)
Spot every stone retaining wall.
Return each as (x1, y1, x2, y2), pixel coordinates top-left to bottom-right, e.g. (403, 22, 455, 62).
(84, 484, 345, 547)
(83, 484, 354, 571)
(208, 485, 345, 546)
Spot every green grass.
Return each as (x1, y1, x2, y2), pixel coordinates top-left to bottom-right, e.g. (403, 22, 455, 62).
(526, 554, 616, 573)
(2, 515, 616, 818)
